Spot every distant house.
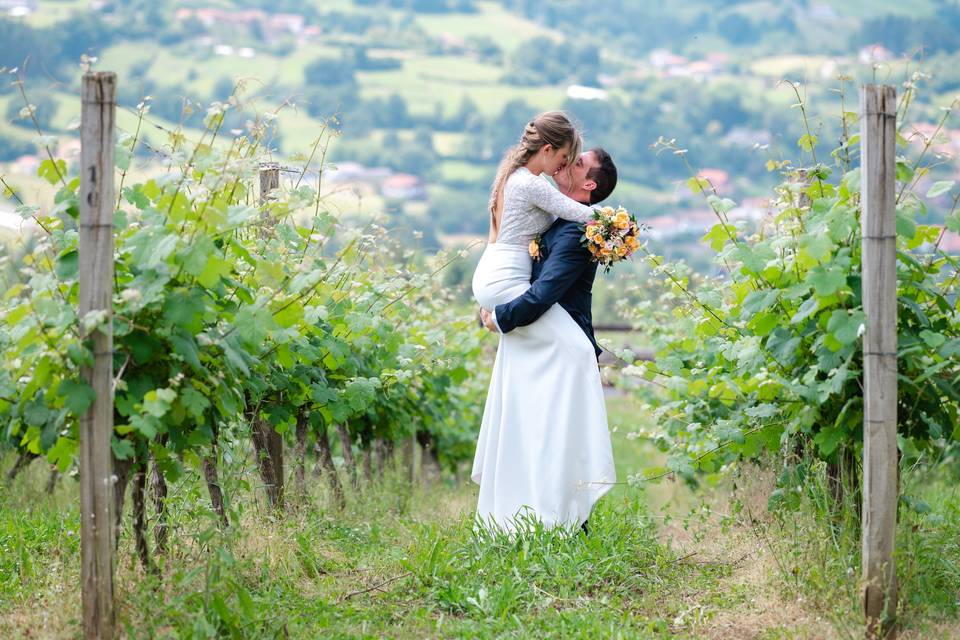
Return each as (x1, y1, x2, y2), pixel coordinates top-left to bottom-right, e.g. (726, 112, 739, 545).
(728, 197, 770, 222)
(648, 49, 721, 81)
(644, 209, 716, 240)
(328, 162, 391, 184)
(705, 52, 729, 67)
(722, 127, 772, 149)
(566, 85, 608, 101)
(175, 7, 306, 39)
(940, 230, 960, 255)
(381, 174, 426, 201)
(649, 49, 687, 69)
(683, 60, 719, 80)
(698, 168, 730, 192)
(10, 154, 40, 176)
(808, 3, 838, 21)
(905, 122, 960, 156)
(1, 0, 35, 18)
(0, 203, 37, 233)
(859, 45, 895, 64)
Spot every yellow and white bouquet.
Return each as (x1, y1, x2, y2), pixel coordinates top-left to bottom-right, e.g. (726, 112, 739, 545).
(581, 206, 643, 272)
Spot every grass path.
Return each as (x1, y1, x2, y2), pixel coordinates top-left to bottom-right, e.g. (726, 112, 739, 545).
(1, 396, 958, 637)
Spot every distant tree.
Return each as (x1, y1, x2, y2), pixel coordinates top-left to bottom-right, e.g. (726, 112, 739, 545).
(705, 83, 750, 130)
(385, 94, 410, 126)
(303, 84, 360, 122)
(413, 126, 434, 151)
(504, 37, 600, 86)
(447, 95, 482, 132)
(467, 36, 503, 64)
(717, 12, 759, 44)
(349, 46, 402, 71)
(392, 145, 437, 175)
(5, 92, 57, 131)
(303, 56, 360, 121)
(427, 184, 489, 235)
(304, 56, 357, 87)
(0, 131, 33, 161)
(383, 130, 401, 150)
(214, 77, 236, 101)
(0, 19, 46, 70)
(479, 99, 537, 160)
(853, 4, 960, 55)
(59, 13, 117, 62)
(561, 97, 616, 139)
(323, 11, 378, 35)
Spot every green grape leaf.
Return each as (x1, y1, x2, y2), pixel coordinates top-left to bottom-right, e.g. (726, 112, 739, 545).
(142, 388, 177, 418)
(813, 425, 845, 456)
(920, 329, 946, 349)
(47, 436, 77, 472)
(791, 297, 819, 323)
(701, 223, 733, 251)
(38, 158, 67, 186)
(112, 437, 135, 460)
(797, 134, 818, 152)
(946, 212, 960, 233)
(826, 309, 866, 345)
(180, 386, 210, 419)
(57, 378, 96, 416)
(925, 180, 954, 198)
(686, 176, 711, 194)
(807, 264, 847, 297)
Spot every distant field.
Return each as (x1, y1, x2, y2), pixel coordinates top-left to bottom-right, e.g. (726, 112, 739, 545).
(415, 1, 558, 53)
(749, 55, 836, 79)
(823, 0, 937, 18)
(20, 0, 84, 27)
(437, 159, 492, 183)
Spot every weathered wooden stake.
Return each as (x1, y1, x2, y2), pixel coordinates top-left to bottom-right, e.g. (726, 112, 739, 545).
(79, 71, 117, 640)
(259, 161, 280, 205)
(860, 83, 898, 640)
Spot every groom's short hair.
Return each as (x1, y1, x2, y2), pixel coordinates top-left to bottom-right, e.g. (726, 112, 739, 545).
(587, 147, 617, 204)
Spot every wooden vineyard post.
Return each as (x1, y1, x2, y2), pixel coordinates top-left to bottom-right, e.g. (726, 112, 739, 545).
(259, 161, 280, 206)
(860, 84, 898, 639)
(79, 71, 117, 640)
(251, 163, 285, 509)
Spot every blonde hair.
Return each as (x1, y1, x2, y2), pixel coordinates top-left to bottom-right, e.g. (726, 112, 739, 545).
(488, 110, 581, 236)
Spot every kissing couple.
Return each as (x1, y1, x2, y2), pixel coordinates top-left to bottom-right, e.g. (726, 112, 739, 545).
(471, 110, 619, 535)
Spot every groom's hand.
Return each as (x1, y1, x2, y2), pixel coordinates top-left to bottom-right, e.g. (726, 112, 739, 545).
(480, 308, 497, 333)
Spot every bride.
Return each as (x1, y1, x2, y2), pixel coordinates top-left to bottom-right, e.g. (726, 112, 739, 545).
(471, 111, 616, 533)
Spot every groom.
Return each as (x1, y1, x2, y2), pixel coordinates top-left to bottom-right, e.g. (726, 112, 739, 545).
(480, 147, 618, 359)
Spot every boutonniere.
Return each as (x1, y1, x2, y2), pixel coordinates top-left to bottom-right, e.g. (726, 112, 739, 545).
(528, 235, 546, 261)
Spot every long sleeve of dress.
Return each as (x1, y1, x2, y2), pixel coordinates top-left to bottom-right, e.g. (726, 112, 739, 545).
(525, 175, 595, 223)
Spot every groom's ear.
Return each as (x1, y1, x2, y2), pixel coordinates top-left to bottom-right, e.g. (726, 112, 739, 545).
(583, 179, 598, 193)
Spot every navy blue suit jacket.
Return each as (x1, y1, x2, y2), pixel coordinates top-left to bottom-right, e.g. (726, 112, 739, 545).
(494, 219, 601, 358)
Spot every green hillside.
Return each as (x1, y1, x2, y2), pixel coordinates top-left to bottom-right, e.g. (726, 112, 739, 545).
(2, 0, 960, 259)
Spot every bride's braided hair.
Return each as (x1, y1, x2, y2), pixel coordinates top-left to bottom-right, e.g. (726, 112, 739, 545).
(488, 111, 581, 236)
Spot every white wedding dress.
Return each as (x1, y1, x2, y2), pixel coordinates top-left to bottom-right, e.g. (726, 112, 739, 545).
(471, 167, 616, 532)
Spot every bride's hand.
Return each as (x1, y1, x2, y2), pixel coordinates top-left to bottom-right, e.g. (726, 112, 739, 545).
(480, 308, 497, 333)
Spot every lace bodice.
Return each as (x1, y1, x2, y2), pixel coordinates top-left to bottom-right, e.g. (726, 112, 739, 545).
(495, 167, 595, 245)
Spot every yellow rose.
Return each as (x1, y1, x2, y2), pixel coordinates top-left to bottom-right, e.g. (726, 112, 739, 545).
(528, 240, 541, 259)
(616, 246, 628, 257)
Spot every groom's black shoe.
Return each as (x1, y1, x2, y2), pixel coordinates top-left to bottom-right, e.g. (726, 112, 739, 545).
(579, 519, 589, 536)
